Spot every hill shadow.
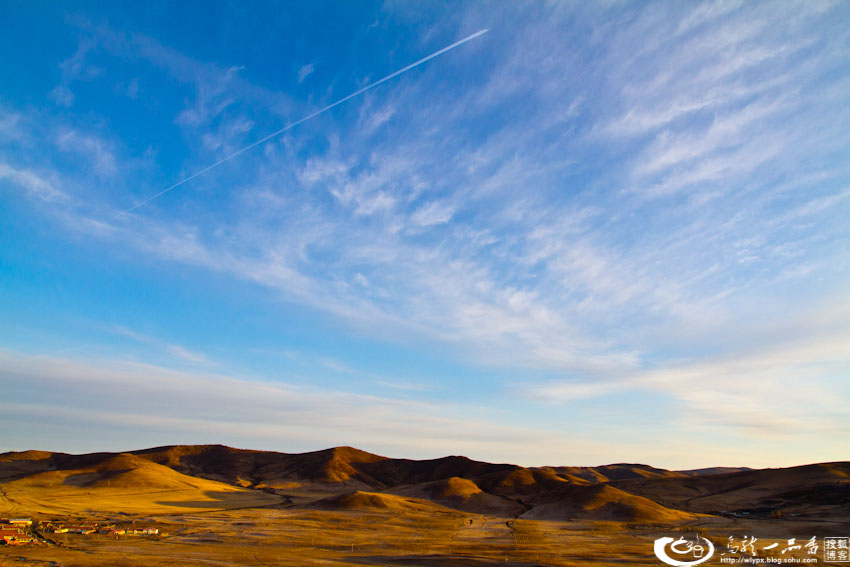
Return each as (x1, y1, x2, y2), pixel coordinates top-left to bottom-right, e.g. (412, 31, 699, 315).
(156, 490, 278, 509)
(63, 469, 131, 487)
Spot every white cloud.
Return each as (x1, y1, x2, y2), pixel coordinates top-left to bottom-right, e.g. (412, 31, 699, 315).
(0, 108, 25, 142)
(0, 163, 66, 202)
(359, 101, 396, 135)
(49, 37, 102, 108)
(56, 129, 117, 177)
(49, 85, 75, 107)
(675, 0, 744, 36)
(165, 345, 211, 364)
(112, 326, 212, 366)
(410, 199, 456, 227)
(201, 116, 255, 153)
(115, 78, 140, 99)
(634, 97, 787, 177)
(298, 63, 314, 83)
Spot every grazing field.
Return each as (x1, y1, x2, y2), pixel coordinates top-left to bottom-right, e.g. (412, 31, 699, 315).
(0, 483, 281, 516)
(2, 507, 844, 567)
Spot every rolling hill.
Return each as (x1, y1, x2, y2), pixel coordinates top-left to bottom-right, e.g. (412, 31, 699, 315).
(1, 445, 847, 524)
(522, 483, 698, 522)
(312, 490, 459, 514)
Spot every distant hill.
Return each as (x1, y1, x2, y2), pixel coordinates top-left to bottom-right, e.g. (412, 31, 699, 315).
(538, 463, 686, 483)
(132, 444, 386, 487)
(678, 466, 753, 476)
(130, 445, 524, 492)
(1, 445, 847, 523)
(612, 462, 850, 517)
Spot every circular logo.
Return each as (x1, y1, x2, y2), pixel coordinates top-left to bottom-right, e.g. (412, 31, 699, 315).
(654, 536, 715, 566)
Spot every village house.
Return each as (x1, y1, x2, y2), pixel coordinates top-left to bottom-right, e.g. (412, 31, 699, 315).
(26, 519, 159, 539)
(0, 527, 33, 545)
(65, 526, 97, 535)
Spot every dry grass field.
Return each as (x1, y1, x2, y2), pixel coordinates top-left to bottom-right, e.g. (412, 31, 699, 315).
(3, 508, 844, 567)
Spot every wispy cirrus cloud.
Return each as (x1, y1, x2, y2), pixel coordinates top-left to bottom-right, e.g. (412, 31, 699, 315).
(1, 1, 848, 466)
(56, 129, 118, 177)
(111, 326, 212, 365)
(0, 163, 66, 202)
(9, 0, 849, 379)
(297, 63, 314, 84)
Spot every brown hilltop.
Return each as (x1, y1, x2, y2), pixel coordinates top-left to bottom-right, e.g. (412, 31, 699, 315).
(47, 453, 226, 490)
(0, 450, 60, 481)
(522, 483, 698, 522)
(131, 444, 387, 487)
(474, 467, 580, 496)
(428, 476, 484, 500)
(541, 463, 686, 483)
(131, 445, 519, 490)
(356, 454, 519, 487)
(393, 476, 526, 516)
(0, 449, 55, 463)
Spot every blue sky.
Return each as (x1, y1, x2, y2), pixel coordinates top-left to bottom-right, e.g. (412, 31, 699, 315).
(1, 0, 848, 469)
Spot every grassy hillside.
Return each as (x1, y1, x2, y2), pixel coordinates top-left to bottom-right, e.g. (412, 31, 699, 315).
(2, 445, 847, 523)
(0, 451, 280, 515)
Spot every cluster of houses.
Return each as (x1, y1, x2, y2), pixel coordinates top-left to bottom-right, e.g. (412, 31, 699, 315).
(0, 518, 160, 545)
(42, 521, 159, 537)
(0, 518, 34, 545)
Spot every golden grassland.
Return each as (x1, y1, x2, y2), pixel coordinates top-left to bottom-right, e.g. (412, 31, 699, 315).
(2, 449, 847, 565)
(2, 505, 843, 567)
(0, 478, 280, 516)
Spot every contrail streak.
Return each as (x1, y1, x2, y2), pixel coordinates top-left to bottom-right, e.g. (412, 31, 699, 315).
(121, 28, 489, 215)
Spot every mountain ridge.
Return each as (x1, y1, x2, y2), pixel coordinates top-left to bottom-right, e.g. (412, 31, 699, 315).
(1, 445, 847, 523)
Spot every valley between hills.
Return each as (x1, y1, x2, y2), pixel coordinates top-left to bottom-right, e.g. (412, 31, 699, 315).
(1, 445, 848, 566)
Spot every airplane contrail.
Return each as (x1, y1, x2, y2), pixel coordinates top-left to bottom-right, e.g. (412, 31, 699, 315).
(121, 28, 489, 215)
